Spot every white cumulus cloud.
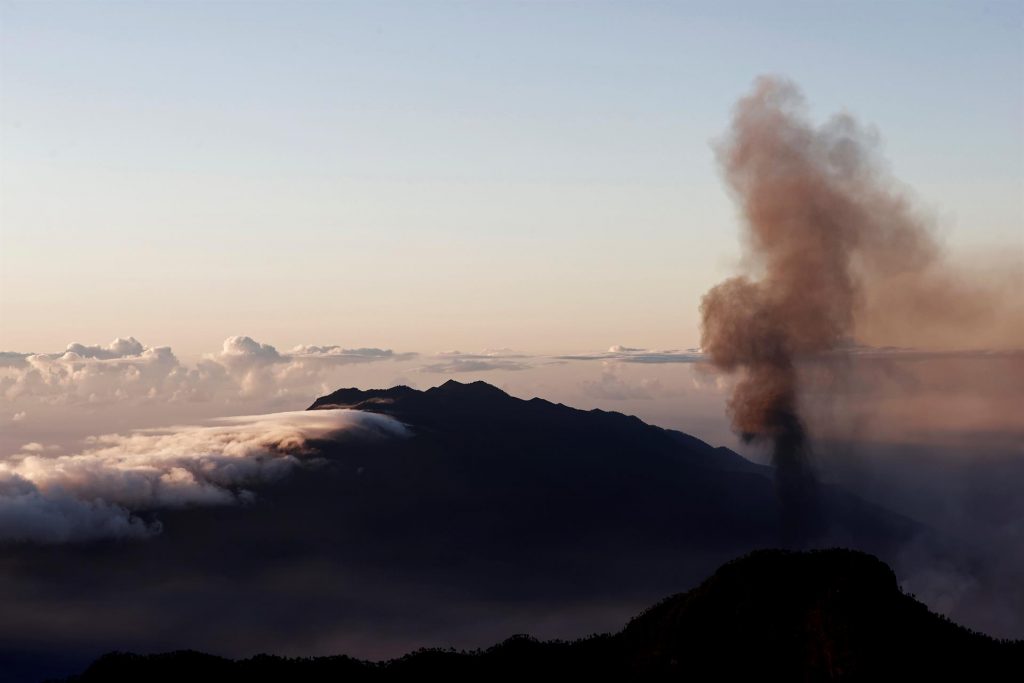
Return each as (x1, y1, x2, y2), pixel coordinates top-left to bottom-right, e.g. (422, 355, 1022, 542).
(1, 336, 416, 407)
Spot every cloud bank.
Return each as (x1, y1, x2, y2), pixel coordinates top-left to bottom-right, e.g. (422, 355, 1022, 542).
(0, 336, 417, 408)
(418, 350, 532, 374)
(0, 410, 408, 543)
(557, 346, 704, 364)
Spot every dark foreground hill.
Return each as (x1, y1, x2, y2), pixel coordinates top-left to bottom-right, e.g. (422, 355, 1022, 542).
(0, 382, 928, 681)
(66, 549, 1024, 682)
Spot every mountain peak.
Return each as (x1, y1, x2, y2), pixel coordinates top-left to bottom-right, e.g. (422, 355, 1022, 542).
(619, 548, 1019, 678)
(307, 381, 514, 412)
(306, 384, 418, 411)
(431, 379, 510, 398)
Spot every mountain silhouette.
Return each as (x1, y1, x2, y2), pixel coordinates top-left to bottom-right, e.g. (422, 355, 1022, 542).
(65, 549, 1023, 682)
(304, 380, 917, 553)
(1, 381, 928, 681)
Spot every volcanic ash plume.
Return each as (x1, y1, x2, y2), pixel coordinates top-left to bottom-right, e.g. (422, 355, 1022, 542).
(699, 76, 1004, 540)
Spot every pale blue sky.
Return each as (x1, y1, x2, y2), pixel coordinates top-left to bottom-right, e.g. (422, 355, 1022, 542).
(2, 0, 1021, 355)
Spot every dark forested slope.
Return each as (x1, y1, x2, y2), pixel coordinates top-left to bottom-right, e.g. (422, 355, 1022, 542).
(67, 549, 1023, 682)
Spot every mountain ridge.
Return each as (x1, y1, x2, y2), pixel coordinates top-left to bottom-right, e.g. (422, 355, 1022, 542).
(308, 379, 763, 473)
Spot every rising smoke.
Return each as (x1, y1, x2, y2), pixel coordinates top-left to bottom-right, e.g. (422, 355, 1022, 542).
(699, 77, 1021, 542)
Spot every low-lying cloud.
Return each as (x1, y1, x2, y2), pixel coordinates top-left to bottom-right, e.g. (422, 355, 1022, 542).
(291, 345, 415, 362)
(557, 346, 704, 364)
(0, 410, 408, 543)
(420, 350, 532, 374)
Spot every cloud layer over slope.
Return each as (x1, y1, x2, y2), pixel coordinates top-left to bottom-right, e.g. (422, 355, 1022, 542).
(0, 409, 407, 543)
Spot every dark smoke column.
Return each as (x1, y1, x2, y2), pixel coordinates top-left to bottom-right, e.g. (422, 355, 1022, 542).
(700, 77, 936, 543)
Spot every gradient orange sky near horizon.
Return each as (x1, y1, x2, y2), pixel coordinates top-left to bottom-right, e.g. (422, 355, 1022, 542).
(2, 1, 1021, 357)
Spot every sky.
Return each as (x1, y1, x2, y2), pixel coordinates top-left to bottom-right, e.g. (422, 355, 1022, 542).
(2, 0, 1021, 357)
